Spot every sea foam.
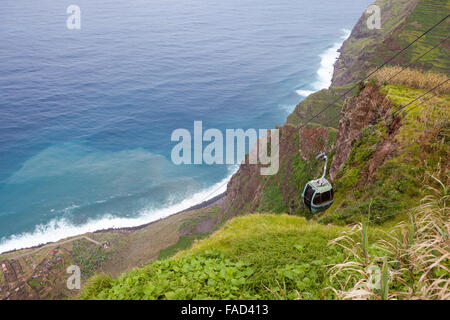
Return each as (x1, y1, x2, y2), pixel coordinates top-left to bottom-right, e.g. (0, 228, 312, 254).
(0, 167, 236, 254)
(295, 89, 316, 97)
(296, 29, 351, 97)
(0, 29, 352, 254)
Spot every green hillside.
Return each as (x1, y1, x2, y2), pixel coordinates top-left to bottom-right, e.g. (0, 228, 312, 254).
(224, 75, 449, 226)
(81, 214, 349, 300)
(332, 0, 450, 86)
(82, 177, 448, 300)
(286, 85, 355, 128)
(321, 81, 449, 225)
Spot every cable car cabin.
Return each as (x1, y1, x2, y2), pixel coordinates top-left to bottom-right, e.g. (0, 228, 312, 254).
(301, 179, 334, 213)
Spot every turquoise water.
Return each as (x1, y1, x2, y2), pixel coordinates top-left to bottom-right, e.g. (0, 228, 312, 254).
(0, 0, 371, 252)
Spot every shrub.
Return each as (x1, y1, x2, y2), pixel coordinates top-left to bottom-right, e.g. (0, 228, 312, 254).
(81, 251, 256, 300)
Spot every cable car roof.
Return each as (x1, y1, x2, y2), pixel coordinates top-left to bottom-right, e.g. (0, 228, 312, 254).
(308, 178, 333, 192)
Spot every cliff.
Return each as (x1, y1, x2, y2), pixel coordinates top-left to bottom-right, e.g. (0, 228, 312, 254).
(221, 0, 450, 225)
(332, 0, 449, 86)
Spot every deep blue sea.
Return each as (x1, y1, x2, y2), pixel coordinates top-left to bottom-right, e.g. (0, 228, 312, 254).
(0, 0, 372, 252)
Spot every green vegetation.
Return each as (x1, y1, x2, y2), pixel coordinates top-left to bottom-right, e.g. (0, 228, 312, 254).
(329, 178, 449, 299)
(257, 179, 287, 213)
(158, 207, 221, 259)
(321, 83, 449, 225)
(78, 78, 449, 300)
(72, 240, 108, 278)
(397, 0, 450, 72)
(290, 154, 314, 191)
(0, 267, 4, 285)
(336, 126, 383, 191)
(178, 207, 220, 232)
(333, 0, 450, 85)
(28, 278, 40, 291)
(158, 234, 210, 260)
(286, 85, 355, 128)
(78, 1, 450, 301)
(82, 251, 256, 300)
(82, 214, 348, 300)
(289, 153, 316, 215)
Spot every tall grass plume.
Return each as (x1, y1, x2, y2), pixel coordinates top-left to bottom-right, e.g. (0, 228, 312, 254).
(328, 173, 449, 300)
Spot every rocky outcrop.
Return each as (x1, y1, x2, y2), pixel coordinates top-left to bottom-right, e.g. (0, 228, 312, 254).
(330, 84, 394, 180)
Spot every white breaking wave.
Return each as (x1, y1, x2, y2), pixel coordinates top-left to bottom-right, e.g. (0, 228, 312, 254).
(1, 29, 353, 255)
(296, 29, 351, 97)
(0, 167, 237, 254)
(295, 89, 316, 97)
(279, 104, 297, 114)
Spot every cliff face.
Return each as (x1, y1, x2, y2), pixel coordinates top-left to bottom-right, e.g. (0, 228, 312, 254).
(325, 82, 449, 225)
(332, 0, 449, 86)
(287, 0, 449, 129)
(224, 81, 449, 225)
(220, 124, 335, 220)
(222, 0, 450, 225)
(329, 84, 395, 181)
(332, 0, 419, 86)
(285, 86, 353, 129)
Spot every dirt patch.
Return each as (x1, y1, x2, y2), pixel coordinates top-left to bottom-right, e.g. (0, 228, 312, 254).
(299, 126, 331, 161)
(179, 216, 215, 237)
(366, 115, 402, 182)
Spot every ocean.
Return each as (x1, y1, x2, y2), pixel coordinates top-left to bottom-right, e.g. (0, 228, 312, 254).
(0, 0, 372, 253)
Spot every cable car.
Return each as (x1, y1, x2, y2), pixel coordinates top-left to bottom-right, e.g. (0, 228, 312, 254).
(301, 152, 334, 213)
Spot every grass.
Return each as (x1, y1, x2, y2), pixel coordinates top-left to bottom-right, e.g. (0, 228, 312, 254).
(257, 179, 287, 213)
(0, 267, 5, 285)
(158, 207, 221, 259)
(178, 207, 220, 232)
(28, 278, 41, 291)
(79, 1, 450, 297)
(333, 0, 450, 85)
(187, 214, 350, 299)
(286, 85, 355, 128)
(396, 0, 450, 72)
(320, 82, 449, 225)
(328, 176, 449, 299)
(80, 172, 448, 300)
(81, 251, 257, 300)
(158, 234, 210, 260)
(81, 214, 348, 300)
(369, 66, 449, 94)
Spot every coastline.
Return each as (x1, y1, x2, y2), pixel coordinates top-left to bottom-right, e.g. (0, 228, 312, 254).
(0, 29, 351, 256)
(0, 192, 226, 257)
(0, 169, 234, 255)
(94, 192, 226, 234)
(0, 189, 228, 299)
(0, 17, 359, 300)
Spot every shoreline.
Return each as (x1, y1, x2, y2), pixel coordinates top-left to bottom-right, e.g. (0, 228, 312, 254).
(0, 28, 350, 258)
(0, 192, 226, 257)
(0, 169, 235, 255)
(94, 192, 226, 234)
